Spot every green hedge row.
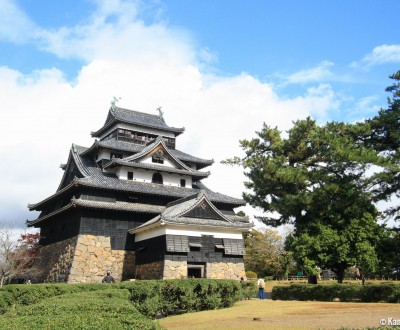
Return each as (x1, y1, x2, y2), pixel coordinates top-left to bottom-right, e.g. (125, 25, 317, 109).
(272, 283, 400, 303)
(0, 279, 242, 317)
(119, 279, 242, 317)
(0, 283, 114, 313)
(0, 289, 160, 330)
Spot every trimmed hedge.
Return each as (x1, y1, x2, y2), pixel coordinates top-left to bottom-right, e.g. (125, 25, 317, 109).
(0, 283, 115, 313)
(0, 279, 243, 322)
(272, 283, 400, 303)
(119, 279, 242, 317)
(0, 289, 160, 330)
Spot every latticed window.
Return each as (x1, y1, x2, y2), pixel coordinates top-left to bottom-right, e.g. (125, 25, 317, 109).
(152, 150, 164, 164)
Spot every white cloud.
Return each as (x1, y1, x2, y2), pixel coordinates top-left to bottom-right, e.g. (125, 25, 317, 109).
(285, 61, 334, 84)
(352, 44, 400, 68)
(0, 0, 38, 43)
(0, 0, 339, 228)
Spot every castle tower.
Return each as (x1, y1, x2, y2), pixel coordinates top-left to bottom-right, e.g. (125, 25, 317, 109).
(27, 106, 251, 282)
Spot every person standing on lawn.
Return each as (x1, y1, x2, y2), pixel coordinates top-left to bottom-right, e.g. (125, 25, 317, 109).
(257, 278, 265, 300)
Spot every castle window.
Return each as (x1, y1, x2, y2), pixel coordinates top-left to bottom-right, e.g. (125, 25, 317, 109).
(152, 150, 164, 164)
(180, 179, 186, 187)
(152, 172, 163, 184)
(127, 171, 134, 180)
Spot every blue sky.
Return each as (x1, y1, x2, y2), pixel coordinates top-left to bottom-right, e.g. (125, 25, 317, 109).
(1, 0, 400, 228)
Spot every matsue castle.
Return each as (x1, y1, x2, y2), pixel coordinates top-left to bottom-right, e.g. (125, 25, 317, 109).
(27, 104, 252, 283)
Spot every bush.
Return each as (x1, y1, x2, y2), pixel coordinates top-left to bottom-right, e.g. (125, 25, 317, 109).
(0, 289, 160, 330)
(245, 271, 257, 279)
(360, 284, 400, 303)
(0, 283, 115, 312)
(240, 280, 257, 299)
(0, 279, 242, 323)
(120, 279, 242, 318)
(271, 283, 400, 303)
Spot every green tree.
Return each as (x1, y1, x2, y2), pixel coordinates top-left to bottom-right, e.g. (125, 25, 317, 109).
(0, 223, 40, 287)
(360, 71, 400, 220)
(244, 228, 295, 279)
(376, 228, 400, 279)
(225, 117, 385, 283)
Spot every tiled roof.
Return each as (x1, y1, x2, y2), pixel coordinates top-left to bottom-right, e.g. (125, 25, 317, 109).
(162, 191, 230, 222)
(132, 216, 251, 232)
(103, 137, 210, 179)
(73, 144, 243, 205)
(81, 138, 213, 169)
(130, 191, 251, 233)
(27, 198, 165, 226)
(91, 107, 185, 137)
(28, 144, 245, 211)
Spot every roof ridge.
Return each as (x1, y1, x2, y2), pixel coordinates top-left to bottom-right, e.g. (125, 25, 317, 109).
(114, 106, 162, 119)
(120, 137, 196, 172)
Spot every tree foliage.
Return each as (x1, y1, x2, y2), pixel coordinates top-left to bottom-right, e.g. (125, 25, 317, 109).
(360, 70, 400, 220)
(376, 228, 400, 278)
(0, 224, 40, 287)
(224, 74, 400, 282)
(243, 228, 295, 279)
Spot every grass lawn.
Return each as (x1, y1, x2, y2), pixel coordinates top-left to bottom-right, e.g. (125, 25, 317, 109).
(159, 299, 399, 330)
(160, 280, 400, 330)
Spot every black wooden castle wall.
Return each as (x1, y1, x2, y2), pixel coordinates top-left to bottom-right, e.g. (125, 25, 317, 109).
(134, 235, 245, 265)
(39, 209, 81, 246)
(39, 208, 151, 250)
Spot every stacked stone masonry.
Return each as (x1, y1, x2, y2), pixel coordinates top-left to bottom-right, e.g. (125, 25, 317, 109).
(163, 260, 188, 279)
(136, 261, 164, 280)
(34, 235, 245, 282)
(206, 262, 246, 280)
(34, 237, 77, 283)
(68, 234, 135, 283)
(34, 235, 135, 283)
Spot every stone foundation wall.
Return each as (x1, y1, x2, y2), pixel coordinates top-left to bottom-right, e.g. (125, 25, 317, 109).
(206, 262, 246, 280)
(163, 260, 187, 279)
(34, 234, 135, 283)
(33, 237, 77, 283)
(136, 261, 164, 280)
(68, 234, 135, 283)
(34, 235, 245, 283)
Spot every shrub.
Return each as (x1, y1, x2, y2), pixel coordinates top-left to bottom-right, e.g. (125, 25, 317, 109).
(271, 283, 400, 303)
(360, 284, 400, 303)
(240, 280, 257, 299)
(0, 283, 115, 313)
(0, 289, 160, 330)
(245, 271, 257, 279)
(120, 279, 241, 318)
(0, 279, 242, 321)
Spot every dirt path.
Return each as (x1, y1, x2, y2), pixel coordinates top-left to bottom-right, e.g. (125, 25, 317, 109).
(160, 299, 400, 330)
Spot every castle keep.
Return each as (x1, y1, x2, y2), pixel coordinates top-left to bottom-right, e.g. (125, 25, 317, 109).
(27, 105, 251, 282)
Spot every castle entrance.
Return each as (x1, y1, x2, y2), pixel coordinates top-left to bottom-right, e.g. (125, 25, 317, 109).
(187, 263, 205, 278)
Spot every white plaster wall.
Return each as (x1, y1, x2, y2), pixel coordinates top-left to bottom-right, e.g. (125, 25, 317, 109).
(116, 167, 192, 187)
(135, 225, 244, 242)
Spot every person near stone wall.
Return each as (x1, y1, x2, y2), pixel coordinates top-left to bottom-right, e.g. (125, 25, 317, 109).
(102, 270, 115, 283)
